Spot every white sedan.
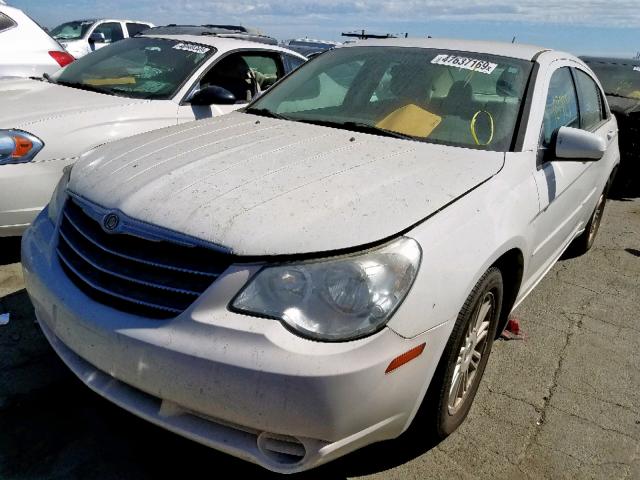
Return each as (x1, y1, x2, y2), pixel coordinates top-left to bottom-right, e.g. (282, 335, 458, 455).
(0, 32, 306, 236)
(22, 39, 619, 473)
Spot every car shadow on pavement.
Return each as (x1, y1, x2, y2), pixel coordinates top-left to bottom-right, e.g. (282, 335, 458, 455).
(0, 286, 442, 479)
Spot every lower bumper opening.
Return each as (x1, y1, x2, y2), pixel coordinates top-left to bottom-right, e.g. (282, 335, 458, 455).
(258, 432, 307, 466)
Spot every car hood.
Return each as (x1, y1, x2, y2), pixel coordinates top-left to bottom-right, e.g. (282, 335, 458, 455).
(0, 78, 146, 129)
(70, 112, 505, 256)
(606, 95, 640, 116)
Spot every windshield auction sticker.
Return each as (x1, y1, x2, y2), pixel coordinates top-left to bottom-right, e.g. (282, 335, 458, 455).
(431, 54, 498, 74)
(173, 43, 210, 54)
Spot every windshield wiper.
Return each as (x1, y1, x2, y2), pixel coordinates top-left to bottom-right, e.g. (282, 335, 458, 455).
(29, 73, 55, 83)
(244, 107, 290, 120)
(294, 119, 415, 140)
(55, 80, 119, 96)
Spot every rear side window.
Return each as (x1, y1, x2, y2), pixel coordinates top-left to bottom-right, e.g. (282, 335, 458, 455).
(93, 22, 124, 43)
(574, 69, 605, 130)
(126, 23, 150, 37)
(0, 12, 17, 33)
(542, 67, 579, 146)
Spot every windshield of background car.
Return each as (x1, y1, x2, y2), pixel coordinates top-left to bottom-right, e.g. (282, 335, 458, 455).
(52, 37, 213, 100)
(584, 60, 640, 100)
(250, 47, 533, 151)
(51, 20, 94, 40)
(289, 40, 334, 49)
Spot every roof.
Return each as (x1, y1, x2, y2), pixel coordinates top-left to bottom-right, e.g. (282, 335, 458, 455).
(141, 34, 307, 58)
(61, 18, 151, 25)
(341, 37, 549, 61)
(142, 25, 276, 45)
(288, 38, 340, 46)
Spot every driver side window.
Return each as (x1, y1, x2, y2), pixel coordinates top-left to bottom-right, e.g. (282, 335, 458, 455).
(542, 67, 579, 146)
(199, 52, 284, 104)
(92, 22, 124, 43)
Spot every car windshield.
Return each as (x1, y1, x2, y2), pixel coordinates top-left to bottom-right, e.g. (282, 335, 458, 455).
(51, 37, 213, 100)
(584, 60, 640, 100)
(249, 46, 533, 151)
(51, 20, 95, 40)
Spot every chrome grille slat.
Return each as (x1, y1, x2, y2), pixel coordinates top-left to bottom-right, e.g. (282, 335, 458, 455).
(59, 229, 201, 296)
(58, 250, 183, 314)
(62, 208, 220, 277)
(57, 198, 234, 319)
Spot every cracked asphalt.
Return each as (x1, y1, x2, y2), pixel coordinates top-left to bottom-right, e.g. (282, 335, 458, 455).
(1, 198, 638, 479)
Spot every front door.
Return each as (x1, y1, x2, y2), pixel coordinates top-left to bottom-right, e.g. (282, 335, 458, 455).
(529, 64, 611, 278)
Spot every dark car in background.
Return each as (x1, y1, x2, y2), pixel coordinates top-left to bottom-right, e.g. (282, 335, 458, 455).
(284, 38, 339, 58)
(582, 56, 640, 197)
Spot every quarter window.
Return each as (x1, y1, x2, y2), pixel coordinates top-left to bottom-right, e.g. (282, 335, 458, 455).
(542, 67, 579, 146)
(126, 23, 150, 37)
(93, 22, 124, 43)
(0, 12, 16, 33)
(574, 69, 605, 130)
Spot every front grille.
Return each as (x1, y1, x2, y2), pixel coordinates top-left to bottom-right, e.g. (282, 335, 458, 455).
(57, 198, 234, 319)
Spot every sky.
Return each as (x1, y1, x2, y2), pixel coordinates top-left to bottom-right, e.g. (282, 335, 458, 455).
(10, 0, 640, 58)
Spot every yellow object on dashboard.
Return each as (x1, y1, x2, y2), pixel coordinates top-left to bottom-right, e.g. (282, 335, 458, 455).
(84, 77, 136, 86)
(376, 104, 442, 138)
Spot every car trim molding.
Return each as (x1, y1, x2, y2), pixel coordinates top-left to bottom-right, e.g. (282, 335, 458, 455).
(66, 191, 233, 253)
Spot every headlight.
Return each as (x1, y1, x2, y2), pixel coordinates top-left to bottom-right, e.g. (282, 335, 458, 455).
(47, 165, 72, 225)
(0, 130, 44, 165)
(231, 237, 422, 341)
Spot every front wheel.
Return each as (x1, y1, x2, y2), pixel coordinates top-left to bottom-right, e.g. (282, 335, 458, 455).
(422, 267, 503, 439)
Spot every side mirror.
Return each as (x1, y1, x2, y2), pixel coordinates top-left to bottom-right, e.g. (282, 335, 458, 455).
(89, 32, 106, 43)
(554, 126, 606, 161)
(189, 85, 236, 106)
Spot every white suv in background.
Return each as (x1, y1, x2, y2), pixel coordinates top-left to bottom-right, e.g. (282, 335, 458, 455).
(51, 18, 154, 58)
(0, 2, 74, 78)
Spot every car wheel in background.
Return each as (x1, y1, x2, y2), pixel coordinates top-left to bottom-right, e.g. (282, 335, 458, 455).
(571, 191, 607, 255)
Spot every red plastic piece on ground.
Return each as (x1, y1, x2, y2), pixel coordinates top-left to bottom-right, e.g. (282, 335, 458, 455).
(501, 316, 524, 340)
(506, 317, 521, 335)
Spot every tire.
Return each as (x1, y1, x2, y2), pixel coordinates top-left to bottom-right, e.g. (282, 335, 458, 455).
(570, 190, 607, 255)
(422, 267, 503, 439)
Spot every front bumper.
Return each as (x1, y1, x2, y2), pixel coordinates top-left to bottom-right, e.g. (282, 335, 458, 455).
(22, 211, 450, 473)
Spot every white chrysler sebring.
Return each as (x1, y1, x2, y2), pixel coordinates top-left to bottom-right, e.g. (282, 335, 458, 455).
(22, 39, 619, 473)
